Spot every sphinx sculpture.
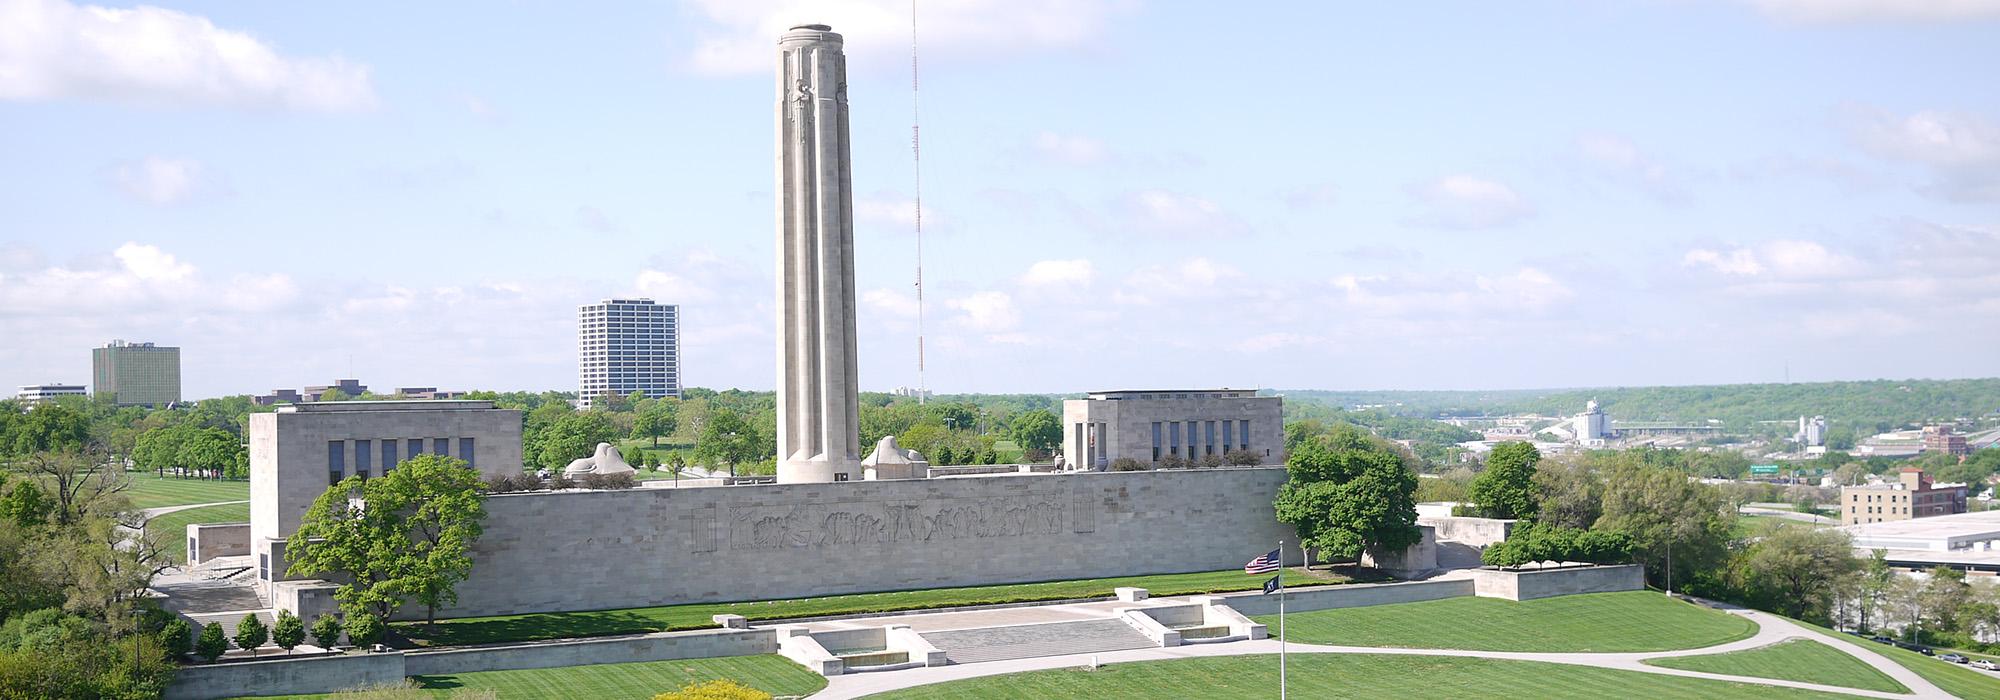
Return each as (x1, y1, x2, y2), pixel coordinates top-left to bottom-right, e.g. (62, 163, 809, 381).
(564, 442, 637, 477)
(861, 435, 930, 481)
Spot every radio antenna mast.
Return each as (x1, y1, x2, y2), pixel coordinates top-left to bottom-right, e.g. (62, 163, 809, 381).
(911, 0, 927, 405)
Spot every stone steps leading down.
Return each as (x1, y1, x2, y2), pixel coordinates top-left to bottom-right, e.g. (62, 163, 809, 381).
(919, 619, 1156, 664)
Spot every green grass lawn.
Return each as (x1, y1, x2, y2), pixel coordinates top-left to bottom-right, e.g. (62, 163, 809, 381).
(123, 472, 249, 510)
(1645, 638, 1907, 693)
(1732, 514, 1822, 539)
(867, 653, 1857, 700)
(239, 654, 824, 699)
(144, 502, 251, 563)
(398, 567, 1355, 648)
(1792, 621, 2000, 700)
(1255, 591, 1756, 653)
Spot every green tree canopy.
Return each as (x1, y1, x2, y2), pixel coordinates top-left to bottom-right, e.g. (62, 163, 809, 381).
(1010, 409, 1062, 454)
(1595, 462, 1733, 590)
(534, 410, 617, 470)
(1273, 427, 1421, 564)
(1468, 441, 1540, 520)
(286, 454, 488, 626)
(632, 400, 679, 447)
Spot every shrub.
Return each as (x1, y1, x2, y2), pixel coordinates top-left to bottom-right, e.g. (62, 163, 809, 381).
(1481, 524, 1634, 568)
(547, 473, 576, 490)
(194, 623, 227, 662)
(933, 447, 957, 466)
(1109, 458, 1149, 471)
(234, 613, 268, 657)
(346, 613, 385, 648)
(272, 610, 305, 654)
(654, 679, 771, 700)
(978, 448, 999, 465)
(582, 472, 637, 490)
(507, 473, 543, 491)
(1198, 454, 1226, 468)
(481, 474, 517, 493)
(1157, 455, 1189, 469)
(1226, 450, 1261, 466)
(1450, 504, 1479, 517)
(160, 619, 192, 661)
(310, 613, 343, 649)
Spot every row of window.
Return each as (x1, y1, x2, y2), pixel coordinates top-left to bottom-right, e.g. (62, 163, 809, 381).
(1150, 419, 1251, 460)
(1852, 504, 1906, 515)
(327, 437, 476, 486)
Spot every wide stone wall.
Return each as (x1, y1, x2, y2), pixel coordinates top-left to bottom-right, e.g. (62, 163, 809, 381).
(1219, 579, 1473, 616)
(165, 651, 404, 700)
(405, 628, 775, 676)
(1473, 564, 1646, 601)
(435, 467, 1295, 618)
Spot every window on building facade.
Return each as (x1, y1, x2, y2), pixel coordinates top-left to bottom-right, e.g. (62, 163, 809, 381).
(1205, 421, 1217, 456)
(356, 439, 372, 480)
(1222, 421, 1234, 453)
(328, 441, 345, 486)
(383, 441, 399, 473)
(1240, 420, 1250, 451)
(435, 438, 449, 457)
(1170, 422, 1181, 456)
(408, 438, 424, 459)
(461, 438, 476, 468)
(1152, 423, 1162, 461)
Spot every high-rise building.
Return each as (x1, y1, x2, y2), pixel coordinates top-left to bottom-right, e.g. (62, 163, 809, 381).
(91, 340, 180, 406)
(577, 298, 680, 407)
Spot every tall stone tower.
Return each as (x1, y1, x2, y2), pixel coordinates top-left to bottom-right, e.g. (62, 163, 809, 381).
(774, 24, 862, 484)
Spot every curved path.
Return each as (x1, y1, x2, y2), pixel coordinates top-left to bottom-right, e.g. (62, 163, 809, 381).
(814, 602, 1955, 699)
(139, 499, 249, 521)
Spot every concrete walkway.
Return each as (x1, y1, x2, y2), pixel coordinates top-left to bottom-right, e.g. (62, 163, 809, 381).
(139, 499, 250, 521)
(813, 600, 1955, 699)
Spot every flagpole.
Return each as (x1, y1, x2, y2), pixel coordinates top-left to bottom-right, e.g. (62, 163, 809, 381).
(1279, 538, 1287, 700)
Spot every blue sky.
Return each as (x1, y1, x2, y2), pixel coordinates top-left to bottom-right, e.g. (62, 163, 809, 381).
(2, 0, 1998, 398)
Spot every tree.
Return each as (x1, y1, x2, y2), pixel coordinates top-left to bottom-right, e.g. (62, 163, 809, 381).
(132, 425, 190, 477)
(271, 609, 304, 654)
(345, 611, 385, 648)
(1468, 441, 1539, 520)
(1532, 457, 1602, 530)
(694, 408, 762, 476)
(1595, 462, 1733, 592)
(1831, 462, 1872, 487)
(177, 427, 246, 479)
(310, 613, 343, 649)
(1859, 549, 1892, 633)
(931, 403, 978, 431)
(1921, 566, 1973, 635)
(194, 622, 227, 662)
(1010, 410, 1062, 454)
(632, 401, 679, 447)
(161, 618, 192, 661)
(1735, 526, 1860, 622)
(316, 388, 352, 402)
(535, 411, 617, 471)
(933, 446, 956, 466)
(1273, 429, 1421, 564)
(286, 454, 488, 627)
(233, 613, 268, 657)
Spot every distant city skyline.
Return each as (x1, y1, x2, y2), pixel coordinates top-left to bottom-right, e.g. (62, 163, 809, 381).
(3, 1, 1998, 398)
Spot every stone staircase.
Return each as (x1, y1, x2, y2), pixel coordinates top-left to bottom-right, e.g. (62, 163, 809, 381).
(919, 619, 1156, 664)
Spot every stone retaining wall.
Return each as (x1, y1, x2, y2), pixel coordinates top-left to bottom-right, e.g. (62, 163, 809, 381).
(433, 467, 1297, 618)
(165, 651, 404, 700)
(1218, 579, 1475, 616)
(1472, 564, 1645, 600)
(403, 628, 774, 676)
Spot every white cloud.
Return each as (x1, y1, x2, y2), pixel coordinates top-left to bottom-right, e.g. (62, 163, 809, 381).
(1742, 0, 2000, 23)
(1577, 133, 1687, 203)
(110, 157, 206, 205)
(113, 243, 193, 282)
(1020, 259, 1094, 288)
(854, 194, 941, 232)
(862, 288, 918, 317)
(1683, 248, 1764, 275)
(1030, 132, 1109, 166)
(0, 0, 377, 111)
(1407, 175, 1534, 229)
(1848, 106, 2000, 201)
(1119, 190, 1248, 237)
(679, 0, 1136, 76)
(947, 290, 1018, 331)
(1683, 240, 1861, 280)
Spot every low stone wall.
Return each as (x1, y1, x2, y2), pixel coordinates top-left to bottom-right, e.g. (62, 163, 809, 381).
(403, 628, 775, 676)
(1218, 578, 1474, 616)
(1472, 564, 1645, 601)
(1416, 515, 1516, 546)
(165, 651, 404, 700)
(186, 522, 251, 566)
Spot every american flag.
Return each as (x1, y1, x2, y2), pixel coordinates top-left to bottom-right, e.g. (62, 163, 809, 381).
(1244, 548, 1281, 574)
